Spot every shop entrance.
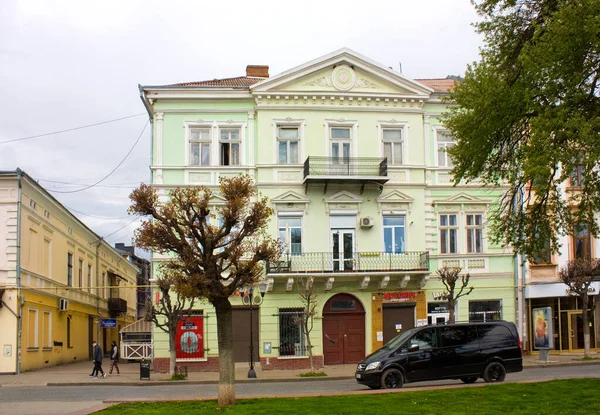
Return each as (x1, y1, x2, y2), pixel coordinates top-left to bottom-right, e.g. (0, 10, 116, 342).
(561, 310, 596, 352)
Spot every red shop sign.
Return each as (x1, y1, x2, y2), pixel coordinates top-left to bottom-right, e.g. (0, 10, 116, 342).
(383, 292, 417, 302)
(175, 315, 205, 359)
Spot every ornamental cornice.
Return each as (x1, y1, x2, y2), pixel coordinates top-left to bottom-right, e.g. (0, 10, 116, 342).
(253, 93, 426, 110)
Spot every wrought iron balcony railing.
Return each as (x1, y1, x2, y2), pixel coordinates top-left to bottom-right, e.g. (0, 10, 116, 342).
(303, 156, 388, 179)
(108, 298, 127, 317)
(266, 251, 429, 274)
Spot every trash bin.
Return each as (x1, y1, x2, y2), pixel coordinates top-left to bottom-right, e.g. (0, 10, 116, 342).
(140, 358, 150, 380)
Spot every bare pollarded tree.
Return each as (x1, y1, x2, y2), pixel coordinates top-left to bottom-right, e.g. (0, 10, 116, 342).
(437, 266, 474, 323)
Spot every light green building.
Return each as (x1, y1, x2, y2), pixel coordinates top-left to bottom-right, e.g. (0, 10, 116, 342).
(140, 49, 516, 371)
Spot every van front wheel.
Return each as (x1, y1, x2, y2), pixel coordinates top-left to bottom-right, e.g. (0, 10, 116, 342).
(483, 362, 506, 383)
(381, 368, 404, 389)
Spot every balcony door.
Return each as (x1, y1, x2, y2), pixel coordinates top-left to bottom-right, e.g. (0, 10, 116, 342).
(330, 127, 352, 175)
(331, 230, 355, 271)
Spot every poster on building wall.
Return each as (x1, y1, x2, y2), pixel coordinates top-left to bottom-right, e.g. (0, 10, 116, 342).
(532, 307, 554, 349)
(175, 315, 205, 359)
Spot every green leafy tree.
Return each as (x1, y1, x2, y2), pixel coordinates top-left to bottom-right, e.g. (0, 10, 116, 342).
(143, 271, 197, 377)
(437, 267, 474, 323)
(444, 0, 600, 257)
(558, 258, 600, 358)
(130, 175, 282, 407)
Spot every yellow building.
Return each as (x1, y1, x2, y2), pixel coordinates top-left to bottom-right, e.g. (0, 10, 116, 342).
(0, 169, 138, 374)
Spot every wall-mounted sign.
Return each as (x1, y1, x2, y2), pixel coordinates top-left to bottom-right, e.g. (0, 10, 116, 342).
(176, 315, 204, 359)
(264, 342, 272, 354)
(101, 319, 117, 329)
(383, 292, 417, 302)
(4, 345, 11, 357)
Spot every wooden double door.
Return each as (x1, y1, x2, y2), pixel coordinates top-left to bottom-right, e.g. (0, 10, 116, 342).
(322, 294, 365, 365)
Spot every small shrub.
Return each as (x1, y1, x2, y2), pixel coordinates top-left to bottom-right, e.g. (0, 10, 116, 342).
(299, 371, 327, 378)
(170, 373, 186, 381)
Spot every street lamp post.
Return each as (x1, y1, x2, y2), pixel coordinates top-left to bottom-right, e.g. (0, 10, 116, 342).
(246, 282, 267, 379)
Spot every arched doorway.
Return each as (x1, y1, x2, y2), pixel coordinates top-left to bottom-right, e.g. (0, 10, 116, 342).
(322, 293, 365, 365)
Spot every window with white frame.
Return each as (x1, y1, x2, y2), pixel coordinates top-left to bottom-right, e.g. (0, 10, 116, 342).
(439, 214, 458, 254)
(437, 131, 456, 168)
(277, 126, 299, 164)
(220, 128, 240, 166)
(279, 308, 307, 357)
(382, 128, 403, 165)
(190, 127, 211, 166)
(28, 308, 38, 348)
(383, 216, 405, 253)
(330, 127, 351, 161)
(469, 300, 502, 322)
(43, 311, 52, 349)
(466, 214, 484, 253)
(278, 216, 302, 255)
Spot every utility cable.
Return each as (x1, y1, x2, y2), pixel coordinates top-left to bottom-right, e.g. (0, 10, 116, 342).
(49, 120, 149, 194)
(103, 217, 141, 239)
(0, 113, 146, 144)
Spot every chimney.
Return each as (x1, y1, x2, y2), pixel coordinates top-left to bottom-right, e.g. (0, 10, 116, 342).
(246, 65, 269, 78)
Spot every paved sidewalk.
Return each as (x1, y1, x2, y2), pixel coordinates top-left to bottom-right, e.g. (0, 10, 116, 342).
(1, 353, 599, 387)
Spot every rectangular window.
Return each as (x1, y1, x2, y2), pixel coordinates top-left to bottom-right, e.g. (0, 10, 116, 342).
(67, 316, 72, 348)
(330, 127, 351, 162)
(43, 311, 52, 349)
(67, 253, 73, 287)
(439, 326, 476, 347)
(466, 214, 483, 253)
(573, 222, 591, 260)
(382, 128, 403, 165)
(437, 131, 456, 168)
(279, 308, 307, 357)
(532, 238, 552, 264)
(439, 214, 458, 254)
(469, 300, 502, 322)
(277, 126, 299, 164)
(278, 216, 302, 255)
(190, 127, 211, 166)
(78, 258, 83, 288)
(28, 308, 38, 348)
(220, 128, 240, 166)
(43, 238, 52, 279)
(383, 216, 405, 253)
(87, 264, 92, 293)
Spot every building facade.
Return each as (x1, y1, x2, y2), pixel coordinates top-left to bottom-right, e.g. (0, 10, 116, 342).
(114, 243, 151, 319)
(0, 170, 138, 374)
(140, 49, 517, 371)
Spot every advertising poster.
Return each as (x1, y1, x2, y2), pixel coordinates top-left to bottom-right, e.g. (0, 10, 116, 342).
(175, 315, 204, 359)
(532, 307, 553, 349)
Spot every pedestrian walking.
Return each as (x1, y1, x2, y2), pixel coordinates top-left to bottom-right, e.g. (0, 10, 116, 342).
(89, 340, 106, 378)
(109, 341, 120, 375)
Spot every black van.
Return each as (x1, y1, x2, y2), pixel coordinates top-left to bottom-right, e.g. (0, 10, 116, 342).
(355, 321, 522, 389)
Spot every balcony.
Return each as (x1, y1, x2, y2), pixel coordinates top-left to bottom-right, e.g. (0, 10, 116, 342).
(303, 156, 389, 193)
(266, 251, 429, 275)
(108, 298, 127, 317)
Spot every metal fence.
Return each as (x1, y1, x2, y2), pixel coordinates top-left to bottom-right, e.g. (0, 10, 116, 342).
(278, 308, 310, 357)
(303, 156, 388, 178)
(266, 251, 429, 274)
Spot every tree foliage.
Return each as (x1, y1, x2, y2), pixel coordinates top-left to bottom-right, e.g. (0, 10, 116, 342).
(558, 258, 600, 358)
(129, 175, 282, 407)
(144, 269, 197, 376)
(444, 0, 600, 258)
(437, 267, 474, 323)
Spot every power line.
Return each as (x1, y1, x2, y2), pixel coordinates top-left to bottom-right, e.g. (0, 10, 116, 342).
(48, 120, 149, 194)
(64, 205, 131, 220)
(103, 217, 141, 239)
(0, 113, 147, 144)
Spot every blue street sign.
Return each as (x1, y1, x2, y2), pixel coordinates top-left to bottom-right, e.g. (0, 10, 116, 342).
(101, 318, 117, 328)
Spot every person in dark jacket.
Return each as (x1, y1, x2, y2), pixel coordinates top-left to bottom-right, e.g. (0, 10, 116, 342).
(109, 341, 120, 375)
(89, 341, 106, 378)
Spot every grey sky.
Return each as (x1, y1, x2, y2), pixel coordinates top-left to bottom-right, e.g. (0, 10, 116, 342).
(0, 0, 483, 249)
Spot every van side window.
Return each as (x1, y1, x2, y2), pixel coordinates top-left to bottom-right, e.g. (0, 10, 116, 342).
(410, 328, 436, 350)
(478, 325, 514, 346)
(439, 326, 477, 347)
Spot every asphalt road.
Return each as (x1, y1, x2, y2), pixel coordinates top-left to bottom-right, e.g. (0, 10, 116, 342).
(1, 365, 599, 414)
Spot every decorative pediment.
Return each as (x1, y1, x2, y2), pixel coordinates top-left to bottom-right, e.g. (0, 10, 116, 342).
(208, 194, 227, 205)
(324, 190, 363, 214)
(377, 190, 414, 213)
(271, 190, 310, 214)
(251, 48, 432, 102)
(432, 192, 491, 211)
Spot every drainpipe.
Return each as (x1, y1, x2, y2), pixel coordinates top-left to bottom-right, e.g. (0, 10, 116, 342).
(138, 84, 154, 183)
(16, 168, 23, 374)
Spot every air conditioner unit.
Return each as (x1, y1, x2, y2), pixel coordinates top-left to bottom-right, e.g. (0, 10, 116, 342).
(59, 298, 69, 311)
(360, 217, 374, 228)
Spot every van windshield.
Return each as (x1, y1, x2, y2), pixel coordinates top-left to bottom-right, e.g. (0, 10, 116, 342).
(383, 328, 418, 350)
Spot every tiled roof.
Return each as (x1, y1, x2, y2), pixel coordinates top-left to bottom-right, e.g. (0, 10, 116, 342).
(170, 76, 265, 88)
(415, 78, 458, 93)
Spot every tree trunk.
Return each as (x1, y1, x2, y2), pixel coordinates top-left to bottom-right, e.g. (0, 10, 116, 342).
(169, 329, 177, 377)
(448, 297, 456, 324)
(304, 321, 314, 372)
(582, 292, 590, 358)
(214, 298, 235, 407)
